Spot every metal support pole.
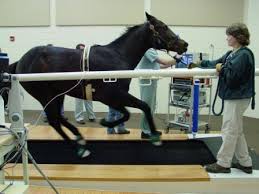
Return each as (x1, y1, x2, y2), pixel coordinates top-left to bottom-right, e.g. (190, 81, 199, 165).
(8, 78, 29, 184)
(192, 79, 200, 138)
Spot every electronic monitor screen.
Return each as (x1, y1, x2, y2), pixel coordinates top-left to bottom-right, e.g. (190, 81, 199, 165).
(176, 53, 193, 68)
(0, 53, 8, 57)
(0, 53, 9, 73)
(181, 54, 193, 65)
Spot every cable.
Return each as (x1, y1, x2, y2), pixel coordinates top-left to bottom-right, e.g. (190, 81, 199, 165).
(212, 78, 224, 116)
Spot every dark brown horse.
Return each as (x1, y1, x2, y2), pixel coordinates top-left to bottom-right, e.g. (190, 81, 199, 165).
(9, 13, 188, 157)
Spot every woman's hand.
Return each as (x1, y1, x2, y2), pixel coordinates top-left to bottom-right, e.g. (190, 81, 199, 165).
(216, 63, 222, 72)
(188, 62, 199, 69)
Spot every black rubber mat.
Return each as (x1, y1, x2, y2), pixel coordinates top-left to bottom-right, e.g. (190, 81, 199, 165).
(14, 139, 216, 165)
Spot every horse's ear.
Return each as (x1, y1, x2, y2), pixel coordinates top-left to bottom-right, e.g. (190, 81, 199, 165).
(145, 12, 155, 23)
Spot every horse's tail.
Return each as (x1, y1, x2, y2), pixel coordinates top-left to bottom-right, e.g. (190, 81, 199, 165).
(8, 61, 18, 74)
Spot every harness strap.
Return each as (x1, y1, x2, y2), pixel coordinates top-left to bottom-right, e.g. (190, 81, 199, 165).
(246, 48, 256, 110)
(82, 45, 93, 100)
(212, 50, 231, 116)
(82, 46, 89, 71)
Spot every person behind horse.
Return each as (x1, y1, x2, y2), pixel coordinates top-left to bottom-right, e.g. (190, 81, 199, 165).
(137, 48, 181, 139)
(74, 44, 96, 124)
(106, 107, 130, 134)
(190, 23, 255, 174)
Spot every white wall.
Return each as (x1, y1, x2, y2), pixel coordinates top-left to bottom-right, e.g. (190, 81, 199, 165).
(0, 0, 258, 118)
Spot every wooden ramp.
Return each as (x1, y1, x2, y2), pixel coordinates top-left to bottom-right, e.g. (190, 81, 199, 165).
(5, 125, 209, 182)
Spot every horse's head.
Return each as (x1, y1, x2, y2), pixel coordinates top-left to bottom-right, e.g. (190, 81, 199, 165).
(146, 12, 188, 54)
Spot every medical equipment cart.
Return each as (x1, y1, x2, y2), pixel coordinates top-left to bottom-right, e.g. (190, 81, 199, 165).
(165, 77, 212, 134)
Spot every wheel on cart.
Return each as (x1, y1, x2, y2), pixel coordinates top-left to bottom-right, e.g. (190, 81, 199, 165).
(164, 126, 170, 134)
(205, 124, 210, 133)
(179, 128, 189, 134)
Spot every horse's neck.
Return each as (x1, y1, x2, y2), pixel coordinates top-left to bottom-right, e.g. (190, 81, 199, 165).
(109, 25, 151, 69)
(120, 41, 149, 69)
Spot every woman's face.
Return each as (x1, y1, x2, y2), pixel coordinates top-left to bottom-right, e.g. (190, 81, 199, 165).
(226, 34, 239, 47)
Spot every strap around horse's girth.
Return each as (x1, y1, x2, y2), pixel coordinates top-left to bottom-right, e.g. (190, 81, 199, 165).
(82, 45, 93, 101)
(82, 45, 91, 72)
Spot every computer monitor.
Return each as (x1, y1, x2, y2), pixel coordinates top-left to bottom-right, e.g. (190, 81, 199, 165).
(175, 53, 193, 68)
(181, 53, 193, 65)
(0, 53, 9, 73)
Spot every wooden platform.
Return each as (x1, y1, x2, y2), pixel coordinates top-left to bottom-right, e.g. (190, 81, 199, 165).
(5, 164, 209, 182)
(0, 184, 154, 194)
(24, 186, 155, 194)
(5, 125, 209, 183)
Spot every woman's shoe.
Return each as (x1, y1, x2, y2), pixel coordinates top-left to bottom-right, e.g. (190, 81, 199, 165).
(88, 118, 96, 122)
(43, 116, 48, 123)
(117, 128, 130, 134)
(231, 162, 253, 174)
(107, 128, 116, 134)
(205, 163, 231, 173)
(141, 130, 162, 139)
(76, 120, 85, 124)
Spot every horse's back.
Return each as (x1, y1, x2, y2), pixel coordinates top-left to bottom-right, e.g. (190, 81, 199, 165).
(16, 46, 44, 73)
(16, 46, 81, 74)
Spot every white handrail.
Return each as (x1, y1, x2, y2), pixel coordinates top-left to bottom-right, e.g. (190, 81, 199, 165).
(12, 68, 259, 82)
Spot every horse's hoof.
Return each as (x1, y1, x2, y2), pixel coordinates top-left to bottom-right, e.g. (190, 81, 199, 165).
(77, 148, 91, 158)
(152, 140, 162, 146)
(150, 135, 162, 146)
(76, 135, 86, 146)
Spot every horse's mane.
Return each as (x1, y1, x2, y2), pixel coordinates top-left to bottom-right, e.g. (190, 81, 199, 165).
(109, 23, 148, 46)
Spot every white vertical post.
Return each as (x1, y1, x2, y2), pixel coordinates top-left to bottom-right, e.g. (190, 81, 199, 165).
(8, 79, 24, 131)
(8, 78, 29, 184)
(144, 0, 151, 16)
(0, 96, 4, 125)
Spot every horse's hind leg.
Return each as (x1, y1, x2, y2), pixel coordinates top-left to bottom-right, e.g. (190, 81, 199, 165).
(44, 99, 70, 140)
(41, 95, 90, 158)
(21, 82, 90, 157)
(55, 96, 82, 138)
(54, 96, 90, 158)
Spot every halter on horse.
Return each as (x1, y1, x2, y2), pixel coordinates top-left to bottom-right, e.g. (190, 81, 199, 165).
(9, 12, 188, 157)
